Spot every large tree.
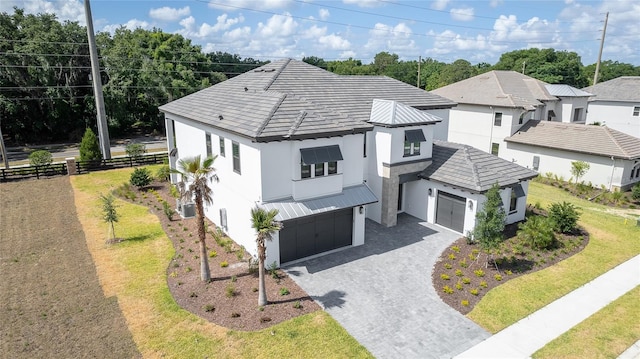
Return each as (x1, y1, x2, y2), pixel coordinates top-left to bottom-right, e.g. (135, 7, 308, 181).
(493, 48, 587, 87)
(172, 155, 218, 282)
(472, 184, 506, 267)
(250, 207, 282, 306)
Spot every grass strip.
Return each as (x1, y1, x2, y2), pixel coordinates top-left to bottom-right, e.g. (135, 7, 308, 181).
(71, 167, 371, 359)
(468, 182, 640, 333)
(533, 286, 640, 359)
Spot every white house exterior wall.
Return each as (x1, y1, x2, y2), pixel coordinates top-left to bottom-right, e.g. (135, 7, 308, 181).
(586, 101, 640, 138)
(503, 141, 637, 190)
(429, 108, 451, 141)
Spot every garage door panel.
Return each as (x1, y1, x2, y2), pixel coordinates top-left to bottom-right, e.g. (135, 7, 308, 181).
(334, 210, 353, 248)
(436, 192, 466, 233)
(279, 220, 297, 264)
(296, 219, 316, 259)
(315, 215, 335, 253)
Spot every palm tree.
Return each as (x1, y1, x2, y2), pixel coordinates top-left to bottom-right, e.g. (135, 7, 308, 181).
(250, 207, 282, 306)
(172, 155, 218, 282)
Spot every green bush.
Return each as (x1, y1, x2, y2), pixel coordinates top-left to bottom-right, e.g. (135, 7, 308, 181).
(156, 165, 171, 182)
(130, 167, 152, 188)
(79, 128, 102, 162)
(29, 150, 53, 166)
(517, 216, 556, 250)
(162, 200, 173, 220)
(548, 201, 580, 233)
(125, 143, 146, 158)
(632, 183, 640, 201)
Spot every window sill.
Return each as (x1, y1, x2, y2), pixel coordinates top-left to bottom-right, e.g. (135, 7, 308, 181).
(403, 154, 420, 158)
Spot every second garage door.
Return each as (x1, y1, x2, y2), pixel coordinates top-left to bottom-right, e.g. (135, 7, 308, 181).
(436, 191, 466, 233)
(279, 208, 353, 264)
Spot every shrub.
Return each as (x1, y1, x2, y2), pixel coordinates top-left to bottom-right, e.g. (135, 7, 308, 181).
(29, 150, 53, 166)
(455, 281, 463, 290)
(470, 288, 479, 296)
(279, 287, 290, 296)
(448, 253, 456, 260)
(226, 284, 236, 298)
(156, 165, 171, 182)
(443, 286, 454, 294)
(518, 215, 556, 250)
(220, 261, 229, 268)
(444, 263, 452, 269)
(459, 259, 468, 268)
(203, 304, 215, 312)
(130, 167, 152, 188)
(440, 274, 450, 280)
(461, 300, 469, 307)
(79, 128, 102, 162)
(479, 281, 488, 288)
(454, 269, 463, 277)
(632, 183, 640, 201)
(474, 269, 485, 277)
(162, 201, 173, 220)
(451, 245, 460, 253)
(293, 301, 303, 309)
(494, 274, 503, 281)
(462, 277, 471, 284)
(231, 275, 237, 283)
(125, 143, 146, 158)
(548, 202, 580, 233)
(209, 251, 217, 258)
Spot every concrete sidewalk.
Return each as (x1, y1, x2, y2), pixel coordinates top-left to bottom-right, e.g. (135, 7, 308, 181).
(455, 254, 640, 358)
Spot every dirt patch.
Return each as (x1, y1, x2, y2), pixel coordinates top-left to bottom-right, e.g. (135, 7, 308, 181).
(0, 177, 140, 358)
(119, 181, 320, 331)
(432, 208, 589, 314)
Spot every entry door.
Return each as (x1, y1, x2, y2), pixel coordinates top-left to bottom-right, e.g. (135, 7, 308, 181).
(436, 191, 466, 233)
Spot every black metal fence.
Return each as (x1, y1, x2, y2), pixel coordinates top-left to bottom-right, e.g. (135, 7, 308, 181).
(0, 153, 167, 182)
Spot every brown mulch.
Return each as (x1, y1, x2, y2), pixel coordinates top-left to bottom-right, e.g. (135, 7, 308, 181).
(432, 210, 590, 315)
(124, 180, 320, 331)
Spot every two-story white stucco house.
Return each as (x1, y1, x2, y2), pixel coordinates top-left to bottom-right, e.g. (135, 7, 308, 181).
(504, 121, 640, 191)
(583, 76, 640, 138)
(159, 60, 537, 267)
(431, 71, 591, 158)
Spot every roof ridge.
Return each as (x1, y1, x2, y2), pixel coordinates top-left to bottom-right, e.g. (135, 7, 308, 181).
(493, 72, 517, 107)
(256, 93, 287, 137)
(263, 58, 290, 91)
(603, 126, 629, 157)
(285, 110, 307, 138)
(462, 145, 482, 191)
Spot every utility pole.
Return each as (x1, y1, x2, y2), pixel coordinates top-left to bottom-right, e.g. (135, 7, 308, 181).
(0, 114, 9, 168)
(593, 12, 609, 86)
(417, 56, 421, 89)
(84, 0, 111, 159)
(522, 60, 526, 74)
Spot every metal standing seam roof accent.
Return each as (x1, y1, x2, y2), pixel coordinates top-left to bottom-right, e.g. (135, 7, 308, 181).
(419, 140, 538, 193)
(260, 184, 378, 221)
(405, 129, 427, 142)
(369, 99, 443, 126)
(545, 84, 593, 97)
(505, 120, 640, 159)
(300, 145, 344, 165)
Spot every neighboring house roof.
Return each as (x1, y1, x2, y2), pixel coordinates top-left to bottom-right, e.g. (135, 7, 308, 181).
(419, 141, 538, 193)
(545, 84, 593, 97)
(505, 120, 640, 160)
(583, 76, 640, 102)
(261, 184, 378, 221)
(431, 70, 557, 110)
(368, 99, 442, 127)
(159, 59, 455, 142)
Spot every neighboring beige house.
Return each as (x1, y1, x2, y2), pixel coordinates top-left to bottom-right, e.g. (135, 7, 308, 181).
(583, 76, 640, 138)
(432, 71, 591, 158)
(504, 121, 640, 191)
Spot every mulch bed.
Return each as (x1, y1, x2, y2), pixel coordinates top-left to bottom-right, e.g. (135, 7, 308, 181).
(121, 180, 320, 331)
(432, 208, 590, 314)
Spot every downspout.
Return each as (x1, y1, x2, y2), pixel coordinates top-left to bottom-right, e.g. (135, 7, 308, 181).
(489, 106, 494, 153)
(609, 156, 615, 191)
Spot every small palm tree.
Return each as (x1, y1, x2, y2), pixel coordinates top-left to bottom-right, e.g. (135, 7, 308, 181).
(171, 155, 218, 282)
(250, 207, 282, 306)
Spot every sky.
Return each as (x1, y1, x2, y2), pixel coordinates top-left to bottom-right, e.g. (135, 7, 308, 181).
(2, 0, 639, 65)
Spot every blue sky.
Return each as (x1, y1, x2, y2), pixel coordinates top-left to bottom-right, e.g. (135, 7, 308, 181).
(3, 0, 639, 65)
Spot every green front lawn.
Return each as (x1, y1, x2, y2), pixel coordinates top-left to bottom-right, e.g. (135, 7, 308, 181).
(468, 182, 640, 337)
(71, 167, 371, 359)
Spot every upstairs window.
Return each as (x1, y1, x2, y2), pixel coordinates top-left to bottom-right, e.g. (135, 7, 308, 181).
(509, 190, 518, 213)
(494, 112, 503, 126)
(232, 141, 240, 174)
(491, 143, 500, 155)
(299, 145, 343, 179)
(633, 106, 640, 116)
(205, 132, 212, 157)
(404, 129, 425, 157)
(219, 137, 226, 157)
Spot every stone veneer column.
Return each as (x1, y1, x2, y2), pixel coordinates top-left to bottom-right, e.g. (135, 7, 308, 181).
(379, 160, 432, 228)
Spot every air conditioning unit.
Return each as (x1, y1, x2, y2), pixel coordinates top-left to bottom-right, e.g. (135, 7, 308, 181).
(177, 200, 195, 218)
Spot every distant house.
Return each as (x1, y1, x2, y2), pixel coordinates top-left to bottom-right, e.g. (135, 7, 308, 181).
(504, 121, 640, 191)
(583, 76, 640, 138)
(431, 71, 591, 158)
(160, 60, 537, 267)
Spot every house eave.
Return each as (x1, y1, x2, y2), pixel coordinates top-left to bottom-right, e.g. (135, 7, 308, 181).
(504, 138, 636, 160)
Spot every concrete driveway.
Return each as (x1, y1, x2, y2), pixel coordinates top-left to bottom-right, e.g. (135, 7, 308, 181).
(284, 214, 490, 359)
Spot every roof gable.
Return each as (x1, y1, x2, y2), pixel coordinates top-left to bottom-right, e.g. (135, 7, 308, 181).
(583, 76, 640, 102)
(420, 141, 538, 193)
(160, 59, 455, 141)
(431, 70, 557, 110)
(368, 99, 442, 126)
(505, 121, 640, 159)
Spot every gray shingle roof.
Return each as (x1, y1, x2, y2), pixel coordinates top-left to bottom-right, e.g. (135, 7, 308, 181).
(419, 141, 538, 193)
(545, 84, 592, 97)
(583, 76, 640, 102)
(505, 120, 640, 160)
(159, 59, 455, 141)
(431, 70, 556, 110)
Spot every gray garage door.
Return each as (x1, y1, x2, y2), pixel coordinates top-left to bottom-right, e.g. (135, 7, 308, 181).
(436, 191, 466, 233)
(279, 208, 353, 264)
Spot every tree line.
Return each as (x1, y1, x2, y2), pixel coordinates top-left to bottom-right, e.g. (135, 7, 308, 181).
(1, 9, 639, 145)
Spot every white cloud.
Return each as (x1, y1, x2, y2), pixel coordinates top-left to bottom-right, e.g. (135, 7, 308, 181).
(319, 8, 330, 20)
(489, 0, 503, 8)
(1, 0, 85, 24)
(318, 34, 351, 50)
(178, 14, 245, 39)
(212, 13, 245, 31)
(102, 19, 152, 34)
(491, 15, 562, 46)
(302, 25, 327, 39)
(208, 0, 292, 11)
(431, 0, 450, 11)
(429, 29, 507, 56)
(179, 16, 196, 31)
(148, 6, 190, 22)
(256, 13, 298, 38)
(339, 50, 357, 59)
(450, 7, 474, 22)
(341, 0, 382, 7)
(365, 22, 416, 55)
